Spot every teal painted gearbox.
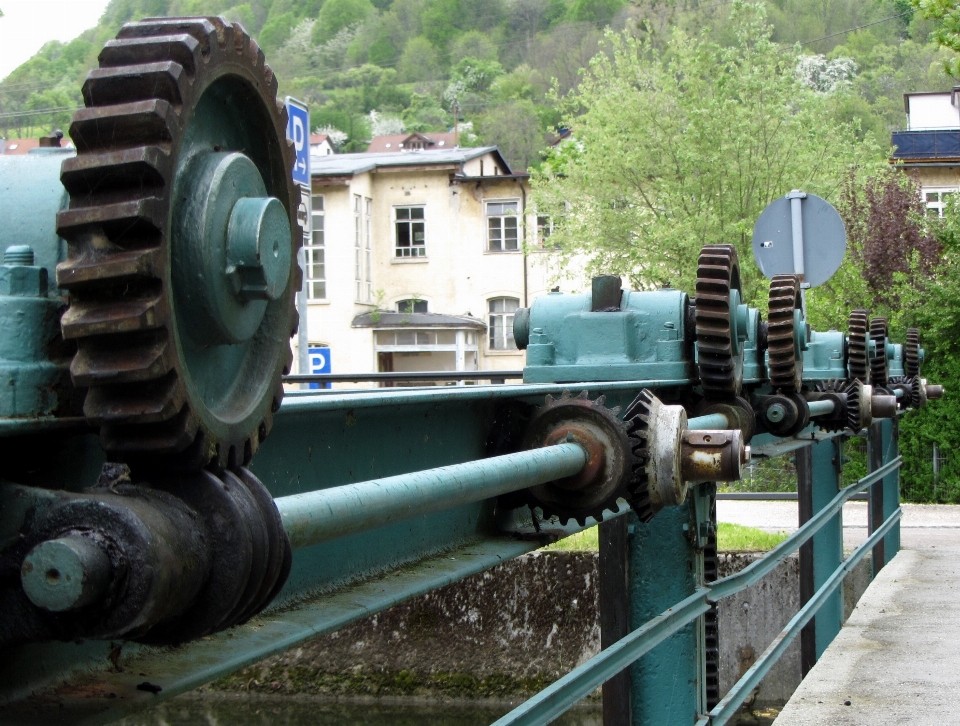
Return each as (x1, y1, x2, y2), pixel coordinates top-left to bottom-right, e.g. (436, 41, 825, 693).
(0, 151, 75, 419)
(802, 329, 847, 381)
(517, 287, 694, 383)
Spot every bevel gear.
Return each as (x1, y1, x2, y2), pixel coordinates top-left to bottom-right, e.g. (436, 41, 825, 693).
(886, 376, 912, 411)
(766, 274, 803, 393)
(847, 310, 870, 383)
(521, 391, 636, 526)
(869, 317, 890, 389)
(905, 328, 921, 379)
(695, 244, 744, 399)
(811, 381, 857, 432)
(56, 17, 302, 472)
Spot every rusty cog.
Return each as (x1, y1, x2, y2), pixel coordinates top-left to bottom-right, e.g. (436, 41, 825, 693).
(766, 274, 803, 393)
(521, 391, 636, 527)
(695, 244, 744, 399)
(56, 17, 302, 472)
(847, 310, 870, 383)
(905, 328, 921, 379)
(869, 317, 889, 389)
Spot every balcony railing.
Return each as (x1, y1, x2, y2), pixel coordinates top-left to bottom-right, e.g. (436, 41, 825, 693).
(891, 129, 960, 159)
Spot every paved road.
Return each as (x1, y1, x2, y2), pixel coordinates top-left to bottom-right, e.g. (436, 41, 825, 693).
(717, 501, 960, 549)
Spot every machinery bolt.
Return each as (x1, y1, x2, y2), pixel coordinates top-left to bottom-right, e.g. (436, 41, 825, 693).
(4, 245, 34, 266)
(766, 403, 787, 423)
(21, 534, 112, 612)
(226, 196, 292, 302)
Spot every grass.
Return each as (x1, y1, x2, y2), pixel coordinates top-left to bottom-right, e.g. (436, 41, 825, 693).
(542, 522, 788, 552)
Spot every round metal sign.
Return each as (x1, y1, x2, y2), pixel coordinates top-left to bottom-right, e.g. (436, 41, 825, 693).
(752, 192, 846, 288)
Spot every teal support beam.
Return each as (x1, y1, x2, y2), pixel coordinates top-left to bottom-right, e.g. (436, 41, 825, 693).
(868, 419, 900, 574)
(628, 501, 702, 726)
(275, 442, 587, 549)
(796, 437, 843, 667)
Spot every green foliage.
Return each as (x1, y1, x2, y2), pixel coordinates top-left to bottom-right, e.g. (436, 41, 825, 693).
(543, 522, 789, 552)
(475, 100, 544, 170)
(567, 0, 626, 24)
(532, 3, 884, 302)
(914, 0, 960, 75)
(312, 0, 375, 45)
(258, 11, 296, 52)
(397, 36, 441, 82)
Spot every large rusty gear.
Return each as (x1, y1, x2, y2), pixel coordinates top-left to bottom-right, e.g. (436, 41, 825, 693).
(905, 328, 921, 379)
(695, 244, 744, 399)
(521, 391, 638, 527)
(847, 310, 870, 383)
(869, 317, 889, 389)
(766, 274, 803, 393)
(56, 17, 302, 472)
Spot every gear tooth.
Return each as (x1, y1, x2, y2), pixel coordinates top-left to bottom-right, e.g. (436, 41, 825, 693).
(610, 405, 621, 416)
(69, 99, 179, 152)
(71, 332, 172, 385)
(577, 390, 589, 400)
(60, 146, 170, 198)
(58, 197, 165, 243)
(544, 394, 555, 405)
(61, 291, 164, 339)
(594, 394, 606, 406)
(57, 247, 163, 289)
(83, 61, 186, 107)
(99, 34, 200, 74)
(560, 389, 572, 400)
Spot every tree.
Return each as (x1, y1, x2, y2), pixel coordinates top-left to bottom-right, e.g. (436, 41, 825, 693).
(312, 0, 376, 45)
(914, 0, 960, 75)
(532, 2, 883, 302)
(476, 100, 545, 171)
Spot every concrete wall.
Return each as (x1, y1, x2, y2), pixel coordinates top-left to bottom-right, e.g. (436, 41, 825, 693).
(230, 551, 872, 707)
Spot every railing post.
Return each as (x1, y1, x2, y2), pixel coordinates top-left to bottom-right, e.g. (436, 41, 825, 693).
(869, 418, 901, 572)
(797, 437, 843, 670)
(600, 516, 631, 726)
(627, 499, 702, 726)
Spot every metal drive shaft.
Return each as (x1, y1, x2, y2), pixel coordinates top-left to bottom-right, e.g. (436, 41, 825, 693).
(277, 443, 588, 549)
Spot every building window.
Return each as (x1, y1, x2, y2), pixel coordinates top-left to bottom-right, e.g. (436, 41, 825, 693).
(395, 206, 426, 257)
(487, 200, 520, 251)
(488, 297, 519, 350)
(306, 194, 326, 300)
(364, 197, 372, 302)
(536, 215, 553, 247)
(397, 298, 428, 313)
(354, 195, 362, 300)
(924, 188, 957, 217)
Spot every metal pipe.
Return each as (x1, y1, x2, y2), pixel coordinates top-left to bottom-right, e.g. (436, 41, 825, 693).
(687, 412, 730, 430)
(806, 399, 835, 417)
(284, 370, 524, 384)
(276, 443, 588, 549)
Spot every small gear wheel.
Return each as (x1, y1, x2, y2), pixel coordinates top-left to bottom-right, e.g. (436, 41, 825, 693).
(695, 244, 744, 399)
(767, 274, 803, 393)
(905, 328, 921, 379)
(621, 389, 662, 523)
(869, 317, 890, 388)
(521, 391, 635, 526)
(847, 310, 870, 383)
(886, 376, 913, 411)
(811, 381, 849, 433)
(910, 376, 927, 409)
(846, 379, 870, 431)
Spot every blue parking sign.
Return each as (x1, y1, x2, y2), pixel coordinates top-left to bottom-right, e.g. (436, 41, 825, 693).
(285, 97, 310, 186)
(308, 346, 331, 389)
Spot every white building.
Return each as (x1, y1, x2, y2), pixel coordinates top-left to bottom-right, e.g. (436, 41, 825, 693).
(297, 146, 557, 384)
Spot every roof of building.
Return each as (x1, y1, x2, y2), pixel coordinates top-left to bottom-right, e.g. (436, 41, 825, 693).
(352, 311, 487, 330)
(0, 138, 41, 155)
(366, 132, 458, 153)
(309, 133, 330, 145)
(311, 146, 515, 177)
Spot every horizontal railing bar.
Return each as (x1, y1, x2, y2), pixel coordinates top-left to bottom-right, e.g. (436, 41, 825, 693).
(716, 492, 869, 501)
(283, 371, 524, 383)
(709, 507, 903, 725)
(275, 443, 586, 550)
(709, 456, 902, 601)
(491, 590, 711, 726)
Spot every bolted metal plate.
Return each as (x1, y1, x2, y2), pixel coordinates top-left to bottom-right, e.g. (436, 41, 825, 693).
(752, 193, 846, 287)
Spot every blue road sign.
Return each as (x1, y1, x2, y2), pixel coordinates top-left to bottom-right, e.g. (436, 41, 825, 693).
(308, 346, 331, 390)
(285, 97, 310, 186)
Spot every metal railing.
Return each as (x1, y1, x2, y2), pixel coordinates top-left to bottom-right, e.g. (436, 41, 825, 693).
(493, 456, 902, 726)
(284, 370, 525, 385)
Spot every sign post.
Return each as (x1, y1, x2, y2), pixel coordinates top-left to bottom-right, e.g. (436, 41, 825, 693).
(286, 97, 311, 385)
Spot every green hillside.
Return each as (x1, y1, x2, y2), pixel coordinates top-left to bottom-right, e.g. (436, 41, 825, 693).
(0, 0, 955, 169)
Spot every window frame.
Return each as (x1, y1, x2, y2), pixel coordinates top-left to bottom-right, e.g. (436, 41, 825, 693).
(923, 187, 958, 218)
(486, 198, 522, 253)
(396, 298, 428, 314)
(394, 205, 427, 259)
(488, 296, 520, 351)
(306, 194, 326, 301)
